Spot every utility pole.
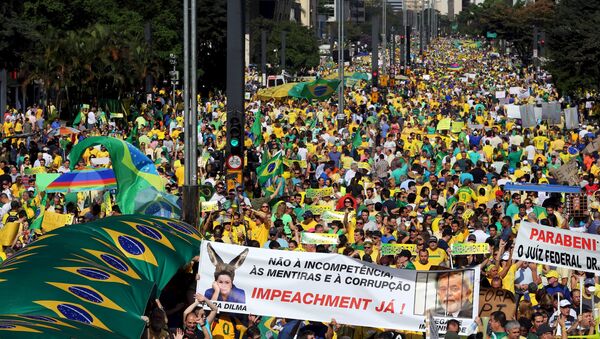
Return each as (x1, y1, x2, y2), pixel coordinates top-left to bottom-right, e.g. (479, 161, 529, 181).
(337, 0, 345, 129)
(280, 31, 286, 73)
(390, 26, 395, 72)
(419, 0, 425, 54)
(381, 0, 387, 74)
(372, 13, 380, 87)
(261, 30, 267, 86)
(169, 54, 178, 108)
(182, 0, 199, 227)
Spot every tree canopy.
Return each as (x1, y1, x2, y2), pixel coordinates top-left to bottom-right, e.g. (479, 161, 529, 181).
(546, 0, 600, 95)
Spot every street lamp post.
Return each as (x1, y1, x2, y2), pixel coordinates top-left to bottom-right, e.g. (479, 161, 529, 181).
(182, 0, 199, 227)
(337, 0, 345, 129)
(169, 54, 178, 108)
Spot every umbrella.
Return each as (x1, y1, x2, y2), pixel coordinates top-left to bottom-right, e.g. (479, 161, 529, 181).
(46, 168, 117, 193)
(448, 63, 463, 72)
(49, 127, 80, 137)
(0, 215, 202, 339)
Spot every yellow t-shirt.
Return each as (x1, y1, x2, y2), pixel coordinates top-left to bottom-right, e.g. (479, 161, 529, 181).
(412, 260, 433, 271)
(427, 247, 448, 266)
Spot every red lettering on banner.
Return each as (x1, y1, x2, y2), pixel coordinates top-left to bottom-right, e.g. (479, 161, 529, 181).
(302, 293, 313, 304)
(314, 293, 325, 305)
(291, 291, 302, 303)
(530, 228, 539, 240)
(574, 236, 581, 249)
(546, 231, 554, 244)
(530, 229, 597, 251)
(339, 296, 350, 308)
(271, 289, 282, 300)
(251, 288, 373, 310)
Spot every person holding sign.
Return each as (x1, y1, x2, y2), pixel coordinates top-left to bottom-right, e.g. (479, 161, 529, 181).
(433, 271, 474, 318)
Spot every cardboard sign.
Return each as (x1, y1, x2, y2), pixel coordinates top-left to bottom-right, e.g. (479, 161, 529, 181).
(495, 91, 506, 99)
(550, 158, 579, 186)
(582, 136, 600, 155)
(478, 288, 516, 320)
(201, 201, 219, 212)
(42, 211, 75, 232)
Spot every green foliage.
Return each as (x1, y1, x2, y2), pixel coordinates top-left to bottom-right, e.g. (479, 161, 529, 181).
(457, 0, 554, 65)
(249, 19, 319, 75)
(546, 0, 600, 96)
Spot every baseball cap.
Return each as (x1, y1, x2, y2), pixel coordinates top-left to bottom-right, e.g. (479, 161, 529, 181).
(428, 236, 438, 243)
(559, 299, 571, 308)
(285, 202, 294, 208)
(536, 323, 553, 336)
(371, 230, 382, 238)
(584, 278, 595, 286)
(303, 211, 314, 218)
(545, 270, 560, 279)
(495, 190, 504, 197)
(365, 199, 374, 205)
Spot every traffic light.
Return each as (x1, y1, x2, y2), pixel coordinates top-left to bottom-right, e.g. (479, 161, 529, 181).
(227, 114, 244, 156)
(372, 70, 379, 87)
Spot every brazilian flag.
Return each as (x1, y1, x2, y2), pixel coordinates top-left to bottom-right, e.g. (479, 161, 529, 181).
(289, 78, 341, 101)
(256, 151, 283, 185)
(352, 130, 363, 150)
(251, 110, 263, 146)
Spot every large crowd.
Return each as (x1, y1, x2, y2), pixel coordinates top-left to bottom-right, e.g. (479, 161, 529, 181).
(0, 36, 599, 339)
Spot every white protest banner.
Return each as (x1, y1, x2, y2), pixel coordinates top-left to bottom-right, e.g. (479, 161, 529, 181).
(534, 106, 543, 121)
(564, 107, 579, 130)
(301, 232, 339, 245)
(197, 241, 480, 334)
(451, 243, 490, 256)
(495, 91, 506, 99)
(509, 87, 521, 95)
(522, 105, 536, 128)
(517, 88, 530, 99)
(514, 221, 600, 273)
(505, 104, 521, 119)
